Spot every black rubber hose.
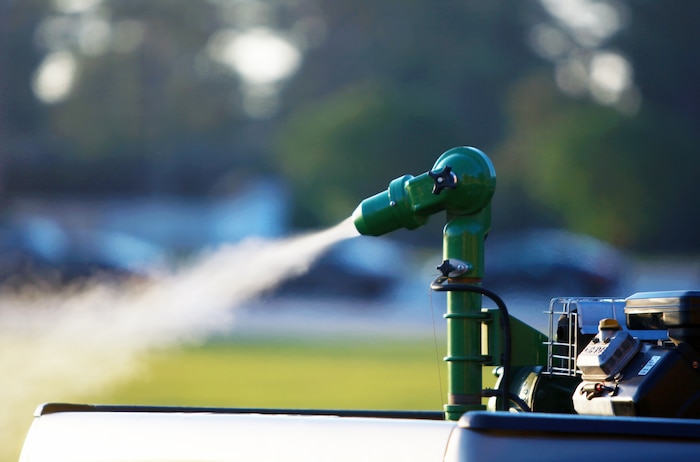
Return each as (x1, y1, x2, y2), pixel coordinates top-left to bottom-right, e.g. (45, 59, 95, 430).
(430, 277, 513, 412)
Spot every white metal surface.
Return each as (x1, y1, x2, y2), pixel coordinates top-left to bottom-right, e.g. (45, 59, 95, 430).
(19, 411, 456, 462)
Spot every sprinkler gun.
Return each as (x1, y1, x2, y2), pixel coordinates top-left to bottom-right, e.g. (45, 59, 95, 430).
(353, 146, 700, 424)
(352, 146, 495, 237)
(352, 146, 500, 420)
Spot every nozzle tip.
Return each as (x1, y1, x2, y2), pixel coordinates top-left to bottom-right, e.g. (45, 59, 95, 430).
(352, 203, 371, 236)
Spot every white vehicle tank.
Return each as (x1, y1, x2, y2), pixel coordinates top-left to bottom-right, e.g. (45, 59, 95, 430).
(19, 404, 456, 462)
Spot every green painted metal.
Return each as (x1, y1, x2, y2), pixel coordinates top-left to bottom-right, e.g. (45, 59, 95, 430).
(352, 174, 429, 236)
(482, 309, 548, 367)
(352, 146, 496, 421)
(351, 146, 495, 237)
(442, 211, 491, 420)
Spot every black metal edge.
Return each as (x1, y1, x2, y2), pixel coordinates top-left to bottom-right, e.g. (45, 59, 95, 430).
(458, 411, 700, 440)
(35, 403, 445, 421)
(626, 290, 700, 307)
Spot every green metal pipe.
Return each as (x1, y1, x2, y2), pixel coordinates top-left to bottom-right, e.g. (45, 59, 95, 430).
(352, 146, 496, 421)
(442, 208, 491, 420)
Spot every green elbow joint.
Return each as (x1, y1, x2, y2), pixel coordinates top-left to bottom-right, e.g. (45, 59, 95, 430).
(352, 146, 496, 237)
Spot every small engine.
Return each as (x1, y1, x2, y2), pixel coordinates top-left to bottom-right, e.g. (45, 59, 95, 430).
(502, 290, 700, 418)
(571, 290, 700, 418)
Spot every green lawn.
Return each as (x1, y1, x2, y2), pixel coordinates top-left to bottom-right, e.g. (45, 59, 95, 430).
(97, 336, 450, 411)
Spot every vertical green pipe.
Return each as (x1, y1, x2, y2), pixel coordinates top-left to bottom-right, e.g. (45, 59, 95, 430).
(443, 206, 491, 421)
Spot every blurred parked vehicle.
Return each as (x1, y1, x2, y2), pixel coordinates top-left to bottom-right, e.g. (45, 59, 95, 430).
(483, 228, 625, 297)
(270, 236, 407, 301)
(0, 218, 168, 284)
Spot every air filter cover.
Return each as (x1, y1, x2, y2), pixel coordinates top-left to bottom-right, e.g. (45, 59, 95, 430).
(625, 291, 700, 328)
(625, 290, 700, 347)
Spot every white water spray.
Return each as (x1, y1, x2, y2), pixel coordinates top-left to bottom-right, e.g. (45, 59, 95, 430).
(0, 218, 359, 461)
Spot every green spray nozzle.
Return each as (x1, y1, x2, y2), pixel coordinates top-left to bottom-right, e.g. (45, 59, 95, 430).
(352, 146, 497, 420)
(352, 146, 496, 236)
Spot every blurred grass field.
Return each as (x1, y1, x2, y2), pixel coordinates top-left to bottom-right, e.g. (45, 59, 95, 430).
(93, 336, 449, 411)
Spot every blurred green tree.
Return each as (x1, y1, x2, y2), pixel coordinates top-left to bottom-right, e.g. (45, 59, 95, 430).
(0, 0, 50, 202)
(2, 0, 313, 197)
(2, 0, 699, 252)
(273, 0, 542, 229)
(495, 1, 700, 251)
